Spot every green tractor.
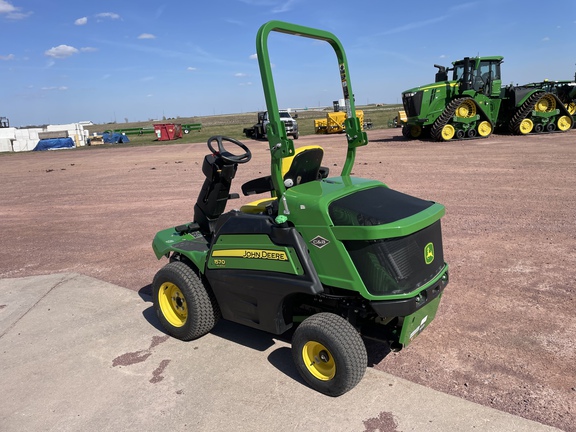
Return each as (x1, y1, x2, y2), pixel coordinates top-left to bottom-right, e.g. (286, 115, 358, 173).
(151, 21, 449, 396)
(524, 73, 576, 128)
(401, 56, 574, 141)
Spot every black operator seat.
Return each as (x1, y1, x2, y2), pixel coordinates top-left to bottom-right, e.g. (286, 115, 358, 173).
(240, 145, 329, 214)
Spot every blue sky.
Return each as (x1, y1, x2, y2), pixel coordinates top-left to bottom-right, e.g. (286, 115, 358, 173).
(1, 0, 575, 127)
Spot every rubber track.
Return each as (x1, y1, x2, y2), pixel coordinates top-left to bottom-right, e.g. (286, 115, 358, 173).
(430, 97, 469, 141)
(508, 91, 544, 134)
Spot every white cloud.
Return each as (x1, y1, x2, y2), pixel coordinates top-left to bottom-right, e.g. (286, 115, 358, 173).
(6, 11, 30, 19)
(225, 19, 244, 26)
(542, 36, 550, 42)
(0, 0, 16, 13)
(0, 53, 14, 60)
(0, 0, 31, 19)
(96, 12, 120, 20)
(249, 53, 257, 60)
(235, 72, 247, 77)
(44, 45, 79, 59)
(41, 86, 68, 91)
(239, 82, 253, 86)
(187, 67, 197, 71)
(75, 17, 87, 26)
(138, 33, 156, 40)
(272, 0, 297, 13)
(239, 0, 298, 13)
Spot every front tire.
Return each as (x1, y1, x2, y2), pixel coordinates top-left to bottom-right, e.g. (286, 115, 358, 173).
(152, 261, 220, 341)
(292, 313, 367, 397)
(402, 124, 422, 139)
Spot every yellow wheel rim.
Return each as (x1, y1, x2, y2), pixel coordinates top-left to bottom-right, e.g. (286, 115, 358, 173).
(519, 118, 534, 134)
(455, 100, 476, 118)
(566, 102, 576, 115)
(302, 341, 336, 381)
(441, 124, 455, 140)
(158, 282, 187, 327)
(557, 115, 572, 131)
(534, 94, 556, 112)
(477, 121, 492, 137)
(410, 125, 422, 138)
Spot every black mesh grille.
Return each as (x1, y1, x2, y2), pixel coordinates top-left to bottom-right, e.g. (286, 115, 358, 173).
(344, 221, 444, 295)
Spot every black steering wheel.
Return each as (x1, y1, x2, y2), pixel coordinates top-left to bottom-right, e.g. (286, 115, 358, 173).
(207, 136, 252, 164)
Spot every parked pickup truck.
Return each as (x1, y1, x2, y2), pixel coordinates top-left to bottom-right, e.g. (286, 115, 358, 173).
(243, 110, 299, 140)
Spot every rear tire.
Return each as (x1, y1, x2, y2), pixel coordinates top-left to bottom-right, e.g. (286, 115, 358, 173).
(152, 261, 220, 341)
(292, 313, 367, 396)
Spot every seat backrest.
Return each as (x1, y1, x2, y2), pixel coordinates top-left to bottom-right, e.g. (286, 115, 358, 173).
(282, 145, 324, 187)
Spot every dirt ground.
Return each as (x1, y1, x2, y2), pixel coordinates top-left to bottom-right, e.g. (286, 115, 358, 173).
(1, 129, 574, 431)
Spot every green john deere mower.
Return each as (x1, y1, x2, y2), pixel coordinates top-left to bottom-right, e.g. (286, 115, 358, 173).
(152, 21, 449, 396)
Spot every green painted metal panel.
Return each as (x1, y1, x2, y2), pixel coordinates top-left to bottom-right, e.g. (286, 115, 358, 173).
(399, 295, 442, 346)
(208, 234, 303, 275)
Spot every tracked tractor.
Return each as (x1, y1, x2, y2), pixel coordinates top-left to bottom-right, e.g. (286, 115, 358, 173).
(151, 21, 449, 396)
(524, 74, 576, 128)
(401, 56, 574, 141)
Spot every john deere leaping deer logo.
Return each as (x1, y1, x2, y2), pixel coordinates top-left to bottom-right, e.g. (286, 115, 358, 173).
(424, 242, 435, 265)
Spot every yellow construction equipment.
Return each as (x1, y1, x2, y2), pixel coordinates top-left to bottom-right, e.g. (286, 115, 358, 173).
(314, 110, 366, 134)
(390, 110, 407, 128)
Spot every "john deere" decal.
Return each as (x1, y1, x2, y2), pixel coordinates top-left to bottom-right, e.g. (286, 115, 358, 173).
(212, 249, 288, 261)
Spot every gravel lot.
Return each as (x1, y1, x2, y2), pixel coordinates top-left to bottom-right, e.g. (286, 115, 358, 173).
(1, 128, 574, 431)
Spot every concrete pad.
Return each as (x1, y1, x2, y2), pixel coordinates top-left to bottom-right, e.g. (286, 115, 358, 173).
(0, 274, 561, 432)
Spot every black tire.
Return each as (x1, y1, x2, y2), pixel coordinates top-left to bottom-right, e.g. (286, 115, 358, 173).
(401, 125, 412, 139)
(152, 261, 220, 341)
(293, 132, 299, 140)
(292, 313, 367, 396)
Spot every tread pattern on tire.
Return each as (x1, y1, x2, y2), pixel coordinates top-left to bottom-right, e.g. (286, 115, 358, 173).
(152, 261, 220, 341)
(292, 312, 367, 397)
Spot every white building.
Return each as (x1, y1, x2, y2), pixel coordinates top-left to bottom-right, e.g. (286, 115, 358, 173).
(0, 123, 89, 152)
